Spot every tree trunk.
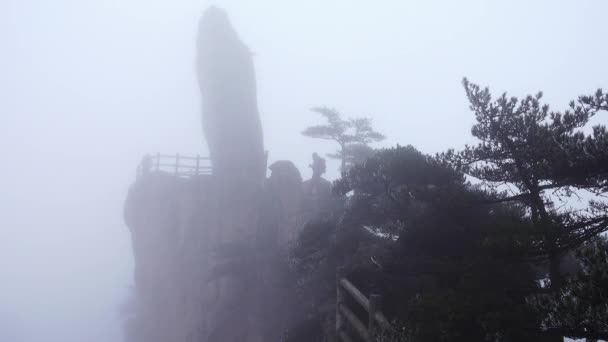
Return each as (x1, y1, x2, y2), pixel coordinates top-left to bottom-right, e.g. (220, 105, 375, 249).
(530, 189, 563, 289)
(339, 143, 346, 172)
(549, 250, 562, 289)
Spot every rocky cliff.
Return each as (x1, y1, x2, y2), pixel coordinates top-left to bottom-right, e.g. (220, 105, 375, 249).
(124, 7, 284, 342)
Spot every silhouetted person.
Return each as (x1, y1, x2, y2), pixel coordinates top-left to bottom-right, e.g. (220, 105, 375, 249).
(301, 153, 332, 219)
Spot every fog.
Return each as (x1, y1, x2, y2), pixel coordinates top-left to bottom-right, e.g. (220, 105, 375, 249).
(1, 1, 606, 341)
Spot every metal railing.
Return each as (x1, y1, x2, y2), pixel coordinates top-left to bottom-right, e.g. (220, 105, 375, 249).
(136, 153, 212, 179)
(336, 268, 393, 342)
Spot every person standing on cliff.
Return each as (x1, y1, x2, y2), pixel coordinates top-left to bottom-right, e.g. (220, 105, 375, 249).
(301, 153, 332, 219)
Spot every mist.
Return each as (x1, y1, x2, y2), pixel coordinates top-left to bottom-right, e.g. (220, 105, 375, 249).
(1, 1, 607, 341)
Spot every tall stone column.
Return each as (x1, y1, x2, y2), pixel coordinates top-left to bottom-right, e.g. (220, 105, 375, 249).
(197, 6, 266, 185)
(196, 7, 268, 341)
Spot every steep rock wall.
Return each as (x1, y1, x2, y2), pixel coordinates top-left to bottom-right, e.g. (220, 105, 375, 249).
(123, 7, 302, 342)
(124, 174, 223, 342)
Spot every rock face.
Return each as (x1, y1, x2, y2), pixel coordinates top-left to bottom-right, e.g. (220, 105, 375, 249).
(197, 6, 266, 183)
(123, 170, 326, 342)
(123, 7, 330, 342)
(124, 8, 275, 342)
(124, 174, 220, 342)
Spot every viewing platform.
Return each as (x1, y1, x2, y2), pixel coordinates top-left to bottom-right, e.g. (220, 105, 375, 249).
(136, 153, 212, 179)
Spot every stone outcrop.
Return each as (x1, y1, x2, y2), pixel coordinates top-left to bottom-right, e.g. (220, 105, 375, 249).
(124, 174, 220, 342)
(197, 6, 266, 184)
(123, 7, 333, 342)
(124, 7, 273, 342)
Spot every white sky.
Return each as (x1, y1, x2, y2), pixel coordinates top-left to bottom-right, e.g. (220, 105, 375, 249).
(0, 1, 606, 341)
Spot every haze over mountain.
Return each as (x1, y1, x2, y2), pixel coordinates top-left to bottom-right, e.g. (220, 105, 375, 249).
(0, 1, 606, 341)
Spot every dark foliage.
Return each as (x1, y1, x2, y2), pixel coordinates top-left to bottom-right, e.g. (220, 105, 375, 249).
(534, 235, 608, 341)
(442, 80, 608, 292)
(288, 82, 608, 341)
(289, 146, 547, 341)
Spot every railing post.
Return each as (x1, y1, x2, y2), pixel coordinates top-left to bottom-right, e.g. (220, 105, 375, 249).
(368, 295, 381, 342)
(156, 152, 160, 171)
(336, 267, 345, 339)
(175, 153, 180, 176)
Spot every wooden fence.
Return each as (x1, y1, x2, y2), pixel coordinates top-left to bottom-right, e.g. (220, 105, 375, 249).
(336, 268, 393, 342)
(136, 153, 212, 179)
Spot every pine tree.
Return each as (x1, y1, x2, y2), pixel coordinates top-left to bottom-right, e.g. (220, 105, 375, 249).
(445, 79, 608, 290)
(302, 107, 385, 172)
